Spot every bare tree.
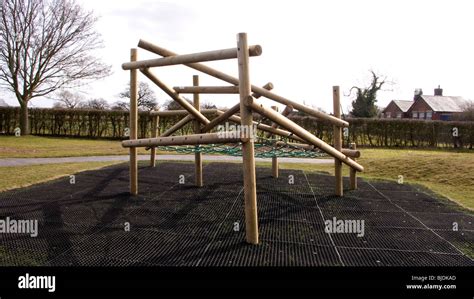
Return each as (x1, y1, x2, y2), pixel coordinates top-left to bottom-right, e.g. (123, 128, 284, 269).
(79, 98, 109, 110)
(0, 0, 111, 134)
(52, 90, 84, 109)
(457, 100, 474, 121)
(114, 82, 158, 111)
(350, 71, 388, 118)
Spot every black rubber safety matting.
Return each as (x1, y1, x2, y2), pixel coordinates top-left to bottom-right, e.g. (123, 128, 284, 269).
(0, 162, 472, 266)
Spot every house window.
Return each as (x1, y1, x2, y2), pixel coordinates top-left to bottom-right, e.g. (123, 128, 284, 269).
(396, 112, 402, 118)
(419, 112, 425, 119)
(386, 112, 391, 118)
(412, 111, 418, 118)
(426, 111, 433, 119)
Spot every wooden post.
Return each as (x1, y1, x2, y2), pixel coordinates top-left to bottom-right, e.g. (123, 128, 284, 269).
(237, 33, 259, 245)
(271, 106, 279, 178)
(193, 75, 203, 187)
(333, 86, 343, 197)
(350, 142, 357, 190)
(150, 114, 159, 167)
(130, 49, 138, 195)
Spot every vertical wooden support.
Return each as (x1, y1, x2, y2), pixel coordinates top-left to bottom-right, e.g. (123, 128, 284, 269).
(271, 106, 279, 178)
(193, 75, 203, 187)
(237, 33, 259, 245)
(350, 142, 357, 190)
(130, 49, 138, 195)
(333, 86, 343, 197)
(150, 114, 159, 167)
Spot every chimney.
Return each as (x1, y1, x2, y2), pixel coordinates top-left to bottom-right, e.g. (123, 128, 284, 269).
(414, 88, 423, 100)
(434, 85, 443, 96)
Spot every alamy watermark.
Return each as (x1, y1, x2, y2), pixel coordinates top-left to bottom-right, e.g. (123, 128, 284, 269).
(0, 217, 38, 237)
(216, 123, 258, 140)
(324, 217, 365, 237)
(18, 273, 55, 293)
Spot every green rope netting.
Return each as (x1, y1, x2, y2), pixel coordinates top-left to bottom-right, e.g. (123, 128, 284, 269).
(154, 137, 328, 159)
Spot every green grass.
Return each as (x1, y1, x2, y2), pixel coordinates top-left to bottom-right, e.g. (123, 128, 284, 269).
(0, 135, 151, 158)
(270, 148, 474, 210)
(0, 161, 122, 191)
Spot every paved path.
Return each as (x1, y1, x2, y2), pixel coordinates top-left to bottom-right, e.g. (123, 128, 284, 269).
(0, 155, 334, 167)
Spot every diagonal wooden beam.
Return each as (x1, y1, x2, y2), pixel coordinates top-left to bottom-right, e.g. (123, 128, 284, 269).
(221, 111, 307, 143)
(161, 114, 194, 137)
(246, 96, 364, 172)
(137, 40, 348, 127)
(200, 82, 274, 133)
(141, 68, 210, 125)
(265, 105, 293, 138)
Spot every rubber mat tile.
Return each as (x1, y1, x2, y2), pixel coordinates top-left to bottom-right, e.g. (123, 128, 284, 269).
(368, 181, 418, 192)
(321, 209, 424, 229)
(338, 247, 473, 266)
(432, 230, 474, 256)
(61, 229, 210, 266)
(329, 227, 458, 254)
(390, 200, 463, 213)
(317, 196, 400, 212)
(258, 219, 332, 246)
(198, 238, 341, 266)
(411, 212, 474, 230)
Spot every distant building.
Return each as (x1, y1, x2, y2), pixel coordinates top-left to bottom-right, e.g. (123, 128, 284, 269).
(382, 100, 413, 118)
(382, 86, 466, 121)
(0, 99, 9, 107)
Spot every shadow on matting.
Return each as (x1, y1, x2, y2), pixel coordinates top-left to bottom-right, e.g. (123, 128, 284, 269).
(0, 162, 472, 266)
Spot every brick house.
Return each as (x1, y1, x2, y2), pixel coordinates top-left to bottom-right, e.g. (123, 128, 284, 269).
(382, 100, 413, 118)
(407, 87, 466, 120)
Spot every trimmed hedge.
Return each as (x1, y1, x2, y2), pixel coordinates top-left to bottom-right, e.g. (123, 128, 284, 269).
(0, 107, 472, 148)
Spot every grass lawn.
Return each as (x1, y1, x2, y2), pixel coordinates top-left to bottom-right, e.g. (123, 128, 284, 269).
(0, 161, 122, 191)
(275, 148, 474, 211)
(0, 135, 151, 158)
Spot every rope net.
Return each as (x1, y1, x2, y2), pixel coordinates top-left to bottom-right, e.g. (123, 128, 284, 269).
(152, 137, 328, 159)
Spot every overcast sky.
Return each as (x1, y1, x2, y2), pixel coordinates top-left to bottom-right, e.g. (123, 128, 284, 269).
(3, 0, 474, 113)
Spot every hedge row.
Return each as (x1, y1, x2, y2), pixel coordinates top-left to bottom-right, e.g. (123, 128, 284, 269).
(0, 107, 472, 148)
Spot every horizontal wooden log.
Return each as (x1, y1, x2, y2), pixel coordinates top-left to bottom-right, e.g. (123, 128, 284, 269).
(246, 97, 363, 172)
(150, 109, 217, 116)
(122, 132, 245, 147)
(122, 45, 262, 70)
(137, 40, 348, 127)
(173, 86, 240, 94)
(141, 68, 210, 125)
(161, 114, 194, 137)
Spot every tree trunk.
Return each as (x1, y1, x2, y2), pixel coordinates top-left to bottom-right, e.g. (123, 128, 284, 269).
(19, 101, 30, 135)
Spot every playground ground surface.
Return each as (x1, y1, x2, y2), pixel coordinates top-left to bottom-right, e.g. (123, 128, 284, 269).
(0, 162, 472, 266)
